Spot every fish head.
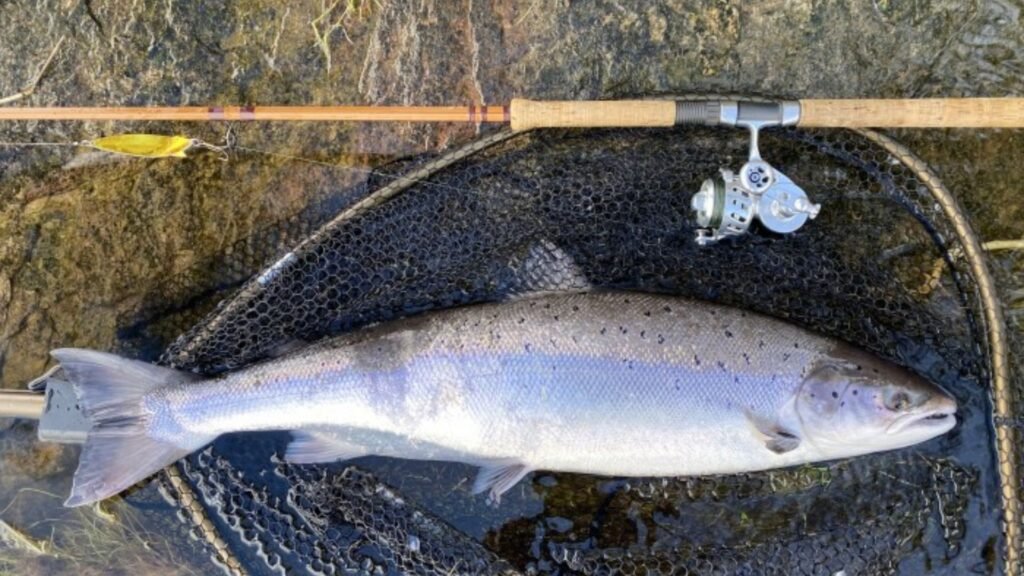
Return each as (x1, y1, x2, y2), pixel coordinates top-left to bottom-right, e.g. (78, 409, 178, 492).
(793, 344, 957, 456)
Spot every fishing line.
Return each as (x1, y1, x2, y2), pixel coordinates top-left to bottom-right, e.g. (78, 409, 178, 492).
(0, 130, 689, 240)
(0, 118, 725, 243)
(0, 140, 78, 148)
(231, 141, 692, 241)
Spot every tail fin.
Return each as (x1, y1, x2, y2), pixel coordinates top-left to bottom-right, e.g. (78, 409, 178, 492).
(51, 348, 200, 507)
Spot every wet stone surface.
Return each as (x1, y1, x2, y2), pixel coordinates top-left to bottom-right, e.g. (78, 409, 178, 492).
(0, 0, 1022, 388)
(0, 1, 1023, 575)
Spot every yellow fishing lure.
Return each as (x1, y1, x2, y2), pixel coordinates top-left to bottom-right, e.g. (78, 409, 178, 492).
(86, 134, 196, 158)
(0, 133, 226, 160)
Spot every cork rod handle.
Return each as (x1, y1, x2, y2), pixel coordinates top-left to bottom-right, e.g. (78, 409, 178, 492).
(510, 98, 677, 131)
(798, 98, 1024, 128)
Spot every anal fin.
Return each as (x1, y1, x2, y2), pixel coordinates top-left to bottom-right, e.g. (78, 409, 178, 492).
(472, 460, 531, 505)
(285, 430, 369, 464)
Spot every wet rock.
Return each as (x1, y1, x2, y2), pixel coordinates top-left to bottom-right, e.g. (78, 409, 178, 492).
(1, 0, 1022, 388)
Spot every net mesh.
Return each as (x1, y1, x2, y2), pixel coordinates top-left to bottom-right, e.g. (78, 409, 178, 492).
(118, 125, 1013, 574)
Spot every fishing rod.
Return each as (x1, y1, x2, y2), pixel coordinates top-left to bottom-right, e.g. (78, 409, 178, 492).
(7, 97, 1023, 243)
(2, 98, 1024, 127)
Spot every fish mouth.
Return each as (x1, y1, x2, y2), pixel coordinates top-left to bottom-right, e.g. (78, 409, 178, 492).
(887, 399, 958, 436)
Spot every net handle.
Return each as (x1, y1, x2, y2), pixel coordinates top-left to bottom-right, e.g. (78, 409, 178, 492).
(0, 390, 44, 419)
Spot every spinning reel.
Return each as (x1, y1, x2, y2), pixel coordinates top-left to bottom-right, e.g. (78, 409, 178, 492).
(683, 101, 820, 245)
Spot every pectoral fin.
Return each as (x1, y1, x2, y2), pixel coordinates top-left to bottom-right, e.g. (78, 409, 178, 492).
(765, 432, 800, 454)
(285, 431, 368, 464)
(745, 410, 801, 454)
(472, 460, 531, 505)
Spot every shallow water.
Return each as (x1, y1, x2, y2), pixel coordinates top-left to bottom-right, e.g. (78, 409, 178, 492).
(1, 1, 1023, 575)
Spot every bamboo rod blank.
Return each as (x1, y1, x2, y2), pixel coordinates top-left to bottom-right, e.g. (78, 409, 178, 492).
(0, 105, 510, 123)
(799, 98, 1024, 128)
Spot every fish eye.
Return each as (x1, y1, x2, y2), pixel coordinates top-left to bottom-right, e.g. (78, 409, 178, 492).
(886, 391, 911, 412)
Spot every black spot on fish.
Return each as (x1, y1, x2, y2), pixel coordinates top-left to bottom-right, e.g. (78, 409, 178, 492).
(600, 327, 607, 335)
(657, 334, 665, 344)
(725, 330, 733, 338)
(572, 305, 579, 312)
(554, 315, 560, 321)
(619, 326, 628, 334)
(742, 353, 750, 365)
(716, 360, 726, 371)
(841, 401, 846, 407)
(524, 343, 532, 352)
(694, 354, 701, 366)
(640, 330, 646, 338)
(733, 376, 740, 384)
(643, 310, 651, 317)
(853, 389, 859, 395)
(810, 393, 816, 398)
(663, 306, 672, 313)
(783, 353, 791, 361)
(831, 391, 839, 399)
(758, 340, 765, 349)
(518, 317, 525, 324)
(793, 342, 799, 349)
